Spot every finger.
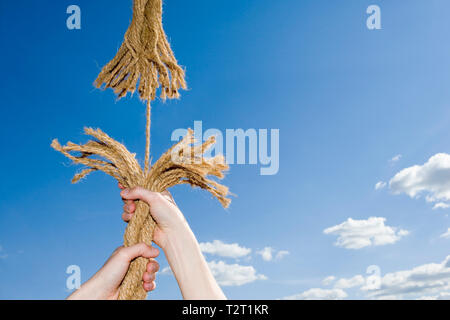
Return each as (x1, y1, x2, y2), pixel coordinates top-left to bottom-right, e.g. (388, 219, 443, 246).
(123, 202, 136, 214)
(126, 199, 135, 210)
(122, 212, 133, 222)
(143, 281, 156, 292)
(121, 187, 164, 207)
(143, 271, 156, 283)
(119, 243, 159, 262)
(146, 259, 160, 273)
(122, 201, 136, 223)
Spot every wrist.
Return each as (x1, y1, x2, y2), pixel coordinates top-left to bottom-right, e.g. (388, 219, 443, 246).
(160, 218, 193, 251)
(67, 279, 103, 300)
(163, 221, 197, 256)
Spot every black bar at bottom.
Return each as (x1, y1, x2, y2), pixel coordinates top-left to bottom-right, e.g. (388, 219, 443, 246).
(0, 300, 446, 319)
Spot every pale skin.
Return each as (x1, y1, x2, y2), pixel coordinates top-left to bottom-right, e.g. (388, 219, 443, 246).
(68, 184, 226, 300)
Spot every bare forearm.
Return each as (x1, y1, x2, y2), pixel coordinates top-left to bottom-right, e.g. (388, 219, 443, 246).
(163, 224, 226, 300)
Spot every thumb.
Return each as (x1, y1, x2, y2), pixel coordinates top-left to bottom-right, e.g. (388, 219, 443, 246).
(119, 243, 159, 262)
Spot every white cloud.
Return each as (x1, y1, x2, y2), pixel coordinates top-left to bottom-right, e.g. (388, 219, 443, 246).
(324, 217, 409, 250)
(433, 202, 450, 210)
(160, 266, 173, 275)
(390, 154, 402, 163)
(275, 250, 290, 260)
(363, 255, 450, 300)
(440, 228, 450, 239)
(334, 275, 365, 289)
(322, 276, 336, 286)
(285, 256, 450, 300)
(389, 153, 450, 208)
(199, 240, 251, 259)
(281, 288, 348, 300)
(375, 181, 387, 190)
(256, 247, 289, 262)
(257, 247, 274, 261)
(417, 292, 450, 300)
(207, 260, 267, 286)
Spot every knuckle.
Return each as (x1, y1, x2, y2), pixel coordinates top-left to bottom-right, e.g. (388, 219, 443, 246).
(137, 242, 147, 251)
(130, 186, 142, 195)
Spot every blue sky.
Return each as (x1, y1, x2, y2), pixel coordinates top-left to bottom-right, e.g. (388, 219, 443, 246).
(0, 0, 449, 299)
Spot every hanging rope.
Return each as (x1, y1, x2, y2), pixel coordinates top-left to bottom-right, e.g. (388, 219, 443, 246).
(94, 0, 186, 102)
(145, 100, 151, 174)
(52, 0, 231, 300)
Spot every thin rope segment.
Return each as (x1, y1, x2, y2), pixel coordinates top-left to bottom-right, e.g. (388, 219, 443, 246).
(145, 100, 151, 174)
(51, 128, 231, 300)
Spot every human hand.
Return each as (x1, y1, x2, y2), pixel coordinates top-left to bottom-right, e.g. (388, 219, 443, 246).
(119, 184, 226, 300)
(67, 243, 160, 300)
(119, 184, 189, 250)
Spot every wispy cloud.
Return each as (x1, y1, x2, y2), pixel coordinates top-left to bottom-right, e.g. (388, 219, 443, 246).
(324, 217, 409, 250)
(160, 266, 173, 275)
(275, 250, 290, 260)
(256, 247, 289, 262)
(440, 228, 450, 239)
(418, 292, 450, 300)
(334, 275, 365, 289)
(322, 276, 336, 286)
(375, 181, 387, 190)
(281, 288, 347, 300)
(199, 240, 251, 259)
(433, 203, 450, 210)
(390, 154, 402, 163)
